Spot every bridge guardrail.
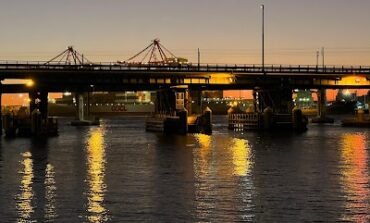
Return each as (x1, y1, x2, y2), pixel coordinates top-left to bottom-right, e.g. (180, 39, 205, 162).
(0, 61, 370, 74)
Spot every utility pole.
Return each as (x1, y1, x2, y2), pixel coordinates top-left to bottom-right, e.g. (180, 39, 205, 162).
(197, 48, 200, 69)
(321, 47, 325, 67)
(261, 4, 265, 72)
(316, 50, 319, 67)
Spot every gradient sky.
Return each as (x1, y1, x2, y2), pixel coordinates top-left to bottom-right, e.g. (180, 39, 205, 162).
(1, 0, 370, 65)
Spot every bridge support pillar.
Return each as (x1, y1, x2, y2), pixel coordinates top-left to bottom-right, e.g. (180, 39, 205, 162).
(0, 84, 2, 135)
(188, 90, 202, 115)
(29, 90, 48, 119)
(76, 93, 85, 121)
(71, 92, 99, 126)
(312, 89, 334, 123)
(254, 87, 293, 113)
(148, 87, 212, 134)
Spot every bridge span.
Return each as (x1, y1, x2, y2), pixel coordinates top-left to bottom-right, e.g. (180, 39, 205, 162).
(0, 61, 370, 136)
(1, 62, 370, 93)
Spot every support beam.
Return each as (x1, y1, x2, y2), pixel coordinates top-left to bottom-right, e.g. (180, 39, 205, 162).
(39, 91, 48, 120)
(317, 89, 327, 118)
(29, 91, 38, 114)
(312, 89, 334, 123)
(76, 93, 85, 121)
(188, 90, 202, 115)
(0, 84, 2, 135)
(254, 87, 293, 114)
(29, 90, 48, 119)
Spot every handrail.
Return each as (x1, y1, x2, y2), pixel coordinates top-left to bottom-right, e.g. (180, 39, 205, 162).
(0, 61, 370, 74)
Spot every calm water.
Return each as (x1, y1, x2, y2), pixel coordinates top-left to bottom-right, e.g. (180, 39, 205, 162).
(0, 116, 369, 222)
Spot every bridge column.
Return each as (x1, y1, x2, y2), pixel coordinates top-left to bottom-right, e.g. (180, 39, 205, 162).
(76, 93, 85, 121)
(254, 87, 293, 114)
(188, 90, 202, 115)
(29, 90, 48, 119)
(29, 91, 38, 114)
(312, 89, 334, 123)
(39, 91, 48, 120)
(317, 89, 326, 118)
(0, 83, 2, 135)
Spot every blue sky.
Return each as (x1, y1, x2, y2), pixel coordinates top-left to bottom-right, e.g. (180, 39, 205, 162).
(1, 0, 370, 65)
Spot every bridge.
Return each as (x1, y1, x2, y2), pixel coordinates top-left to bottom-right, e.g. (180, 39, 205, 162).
(0, 43, 369, 135)
(1, 62, 370, 93)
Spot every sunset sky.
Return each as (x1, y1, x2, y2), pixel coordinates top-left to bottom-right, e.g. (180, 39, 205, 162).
(1, 0, 370, 105)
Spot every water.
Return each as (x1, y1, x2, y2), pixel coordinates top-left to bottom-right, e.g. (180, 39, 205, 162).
(0, 116, 369, 222)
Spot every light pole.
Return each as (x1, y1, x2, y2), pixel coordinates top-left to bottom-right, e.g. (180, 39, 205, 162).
(316, 50, 319, 67)
(261, 4, 265, 72)
(321, 47, 325, 67)
(197, 48, 200, 70)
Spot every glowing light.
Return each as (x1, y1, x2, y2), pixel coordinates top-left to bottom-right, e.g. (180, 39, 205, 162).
(340, 133, 369, 222)
(25, 80, 34, 87)
(16, 152, 34, 222)
(63, 92, 72, 96)
(86, 127, 108, 222)
(231, 138, 251, 176)
(44, 164, 57, 221)
(338, 75, 369, 86)
(209, 73, 235, 84)
(344, 89, 351, 96)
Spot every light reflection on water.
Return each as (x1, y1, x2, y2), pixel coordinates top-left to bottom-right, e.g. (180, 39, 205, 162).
(85, 126, 108, 222)
(231, 138, 251, 177)
(193, 134, 254, 221)
(1, 117, 369, 222)
(16, 152, 34, 223)
(44, 163, 57, 221)
(340, 133, 370, 222)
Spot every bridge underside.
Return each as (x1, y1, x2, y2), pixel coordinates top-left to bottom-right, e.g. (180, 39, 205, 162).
(2, 75, 370, 93)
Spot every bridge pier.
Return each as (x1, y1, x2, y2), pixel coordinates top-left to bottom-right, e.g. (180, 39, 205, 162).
(77, 93, 85, 121)
(29, 90, 48, 119)
(312, 89, 334, 123)
(230, 86, 307, 132)
(254, 87, 293, 114)
(71, 92, 99, 126)
(0, 84, 2, 135)
(188, 90, 202, 115)
(146, 86, 212, 135)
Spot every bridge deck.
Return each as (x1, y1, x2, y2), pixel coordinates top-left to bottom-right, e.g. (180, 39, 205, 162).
(0, 62, 370, 75)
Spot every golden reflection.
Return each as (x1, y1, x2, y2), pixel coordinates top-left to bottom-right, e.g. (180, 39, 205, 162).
(340, 133, 370, 222)
(209, 73, 235, 84)
(16, 151, 34, 222)
(194, 134, 212, 175)
(86, 127, 108, 222)
(44, 163, 57, 221)
(338, 75, 369, 86)
(231, 138, 251, 177)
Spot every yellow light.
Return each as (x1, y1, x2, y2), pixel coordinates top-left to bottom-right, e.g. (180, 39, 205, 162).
(231, 138, 251, 176)
(26, 80, 34, 87)
(16, 152, 34, 222)
(344, 89, 350, 96)
(340, 133, 369, 221)
(86, 127, 108, 222)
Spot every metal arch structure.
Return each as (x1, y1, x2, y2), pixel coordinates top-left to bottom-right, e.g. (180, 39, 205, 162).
(44, 46, 94, 65)
(118, 38, 187, 65)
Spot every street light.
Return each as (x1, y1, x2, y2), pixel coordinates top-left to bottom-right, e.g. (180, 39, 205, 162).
(261, 4, 265, 72)
(321, 47, 325, 67)
(316, 50, 319, 67)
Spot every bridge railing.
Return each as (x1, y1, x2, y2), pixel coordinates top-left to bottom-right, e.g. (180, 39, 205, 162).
(0, 60, 370, 74)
